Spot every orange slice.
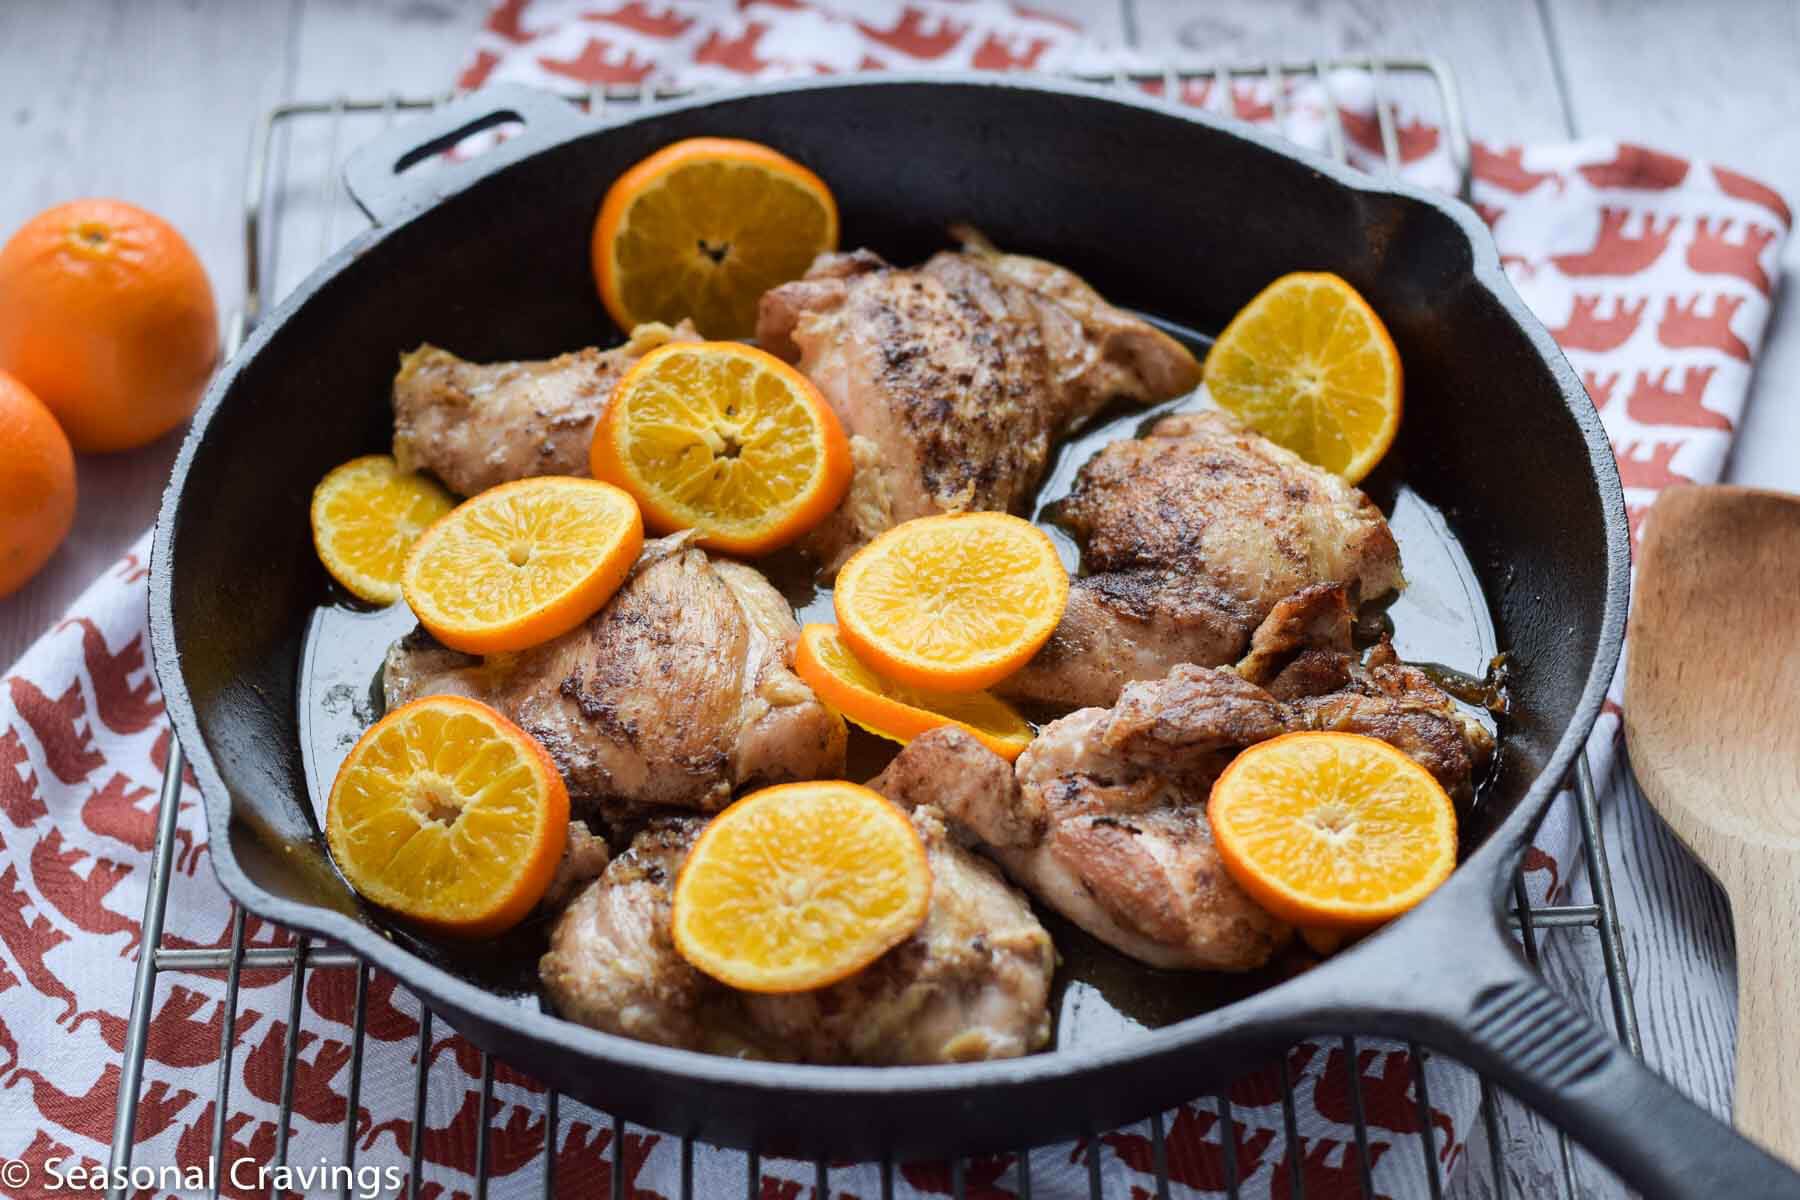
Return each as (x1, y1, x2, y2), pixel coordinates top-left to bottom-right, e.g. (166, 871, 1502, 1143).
(794, 623, 1034, 761)
(1203, 272, 1402, 484)
(672, 780, 931, 993)
(326, 695, 569, 938)
(590, 340, 849, 556)
(310, 454, 454, 605)
(593, 137, 838, 338)
(402, 476, 643, 654)
(833, 512, 1069, 693)
(1209, 731, 1457, 931)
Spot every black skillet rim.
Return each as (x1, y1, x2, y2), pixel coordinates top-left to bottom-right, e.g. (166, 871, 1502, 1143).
(147, 72, 1632, 1098)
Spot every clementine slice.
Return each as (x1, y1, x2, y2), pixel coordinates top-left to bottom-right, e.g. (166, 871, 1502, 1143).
(671, 781, 931, 993)
(1209, 731, 1457, 931)
(593, 137, 838, 338)
(1203, 272, 1402, 484)
(402, 476, 643, 654)
(326, 695, 569, 938)
(591, 340, 849, 556)
(311, 454, 455, 605)
(833, 512, 1069, 693)
(794, 624, 1034, 761)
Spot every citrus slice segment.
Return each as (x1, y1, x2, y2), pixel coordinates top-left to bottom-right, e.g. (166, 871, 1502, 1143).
(310, 454, 455, 605)
(593, 137, 838, 338)
(402, 476, 643, 654)
(833, 512, 1070, 693)
(1202, 271, 1402, 484)
(1208, 731, 1457, 931)
(794, 624, 1035, 761)
(591, 340, 850, 556)
(326, 695, 569, 938)
(672, 780, 931, 993)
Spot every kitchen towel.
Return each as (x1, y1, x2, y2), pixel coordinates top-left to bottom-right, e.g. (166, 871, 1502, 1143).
(0, 2, 1789, 1198)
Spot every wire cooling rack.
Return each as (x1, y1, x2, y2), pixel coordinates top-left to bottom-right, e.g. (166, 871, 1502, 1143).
(108, 62, 1641, 1200)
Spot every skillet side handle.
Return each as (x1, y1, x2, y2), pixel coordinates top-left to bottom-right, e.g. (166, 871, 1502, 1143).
(343, 84, 589, 227)
(1426, 939, 1799, 1197)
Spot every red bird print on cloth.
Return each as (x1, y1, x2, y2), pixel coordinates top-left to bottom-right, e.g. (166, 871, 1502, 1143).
(1103, 1104, 1276, 1193)
(1314, 1046, 1455, 1153)
(1712, 164, 1792, 228)
(1616, 441, 1694, 491)
(29, 827, 138, 954)
(8, 677, 103, 785)
(1269, 1138, 1395, 1200)
(590, 2, 697, 39)
(1551, 294, 1648, 352)
(1657, 295, 1751, 361)
(537, 37, 654, 84)
(81, 771, 199, 873)
(1551, 208, 1678, 277)
(1578, 143, 1690, 190)
(1340, 109, 1440, 163)
(1687, 218, 1777, 295)
(0, 726, 46, 827)
(1472, 143, 1559, 194)
(695, 22, 773, 73)
(58, 619, 163, 735)
(551, 1121, 665, 1200)
(1626, 366, 1730, 430)
(855, 7, 968, 60)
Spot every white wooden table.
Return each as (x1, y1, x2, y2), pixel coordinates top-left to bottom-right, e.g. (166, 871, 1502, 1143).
(2, 2, 1794, 1195)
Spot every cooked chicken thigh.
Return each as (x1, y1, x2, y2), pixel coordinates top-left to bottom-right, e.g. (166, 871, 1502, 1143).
(742, 805, 1056, 1063)
(1000, 410, 1405, 709)
(881, 627, 1493, 972)
(539, 794, 1056, 1062)
(383, 533, 845, 819)
(756, 232, 1201, 573)
(882, 712, 1288, 973)
(392, 321, 699, 496)
(540, 817, 772, 1055)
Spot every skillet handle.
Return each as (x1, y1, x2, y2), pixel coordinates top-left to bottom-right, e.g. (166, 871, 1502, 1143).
(1432, 961, 1798, 1197)
(1306, 864, 1800, 1197)
(343, 84, 589, 227)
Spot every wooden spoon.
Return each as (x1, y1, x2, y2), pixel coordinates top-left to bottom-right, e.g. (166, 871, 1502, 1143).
(1625, 484, 1800, 1164)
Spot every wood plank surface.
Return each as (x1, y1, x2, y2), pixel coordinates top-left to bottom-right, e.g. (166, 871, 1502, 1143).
(4, 2, 1798, 1197)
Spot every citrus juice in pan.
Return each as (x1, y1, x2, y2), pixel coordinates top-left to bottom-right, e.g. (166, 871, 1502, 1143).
(296, 314, 1503, 1037)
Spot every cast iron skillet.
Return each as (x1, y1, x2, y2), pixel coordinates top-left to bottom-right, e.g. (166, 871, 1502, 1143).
(148, 78, 1797, 1194)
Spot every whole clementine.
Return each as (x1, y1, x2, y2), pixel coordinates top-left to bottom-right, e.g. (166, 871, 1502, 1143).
(0, 370, 76, 597)
(0, 199, 218, 453)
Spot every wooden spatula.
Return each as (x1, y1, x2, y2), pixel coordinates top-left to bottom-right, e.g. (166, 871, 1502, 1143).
(1625, 484, 1800, 1163)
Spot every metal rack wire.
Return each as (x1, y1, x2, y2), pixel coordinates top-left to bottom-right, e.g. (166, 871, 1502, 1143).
(108, 61, 1638, 1200)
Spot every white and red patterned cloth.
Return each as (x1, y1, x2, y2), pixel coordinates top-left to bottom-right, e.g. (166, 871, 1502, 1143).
(1, 3, 1791, 1198)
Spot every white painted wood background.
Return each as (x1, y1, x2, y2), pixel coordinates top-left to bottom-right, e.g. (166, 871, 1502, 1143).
(3, 1, 1797, 1195)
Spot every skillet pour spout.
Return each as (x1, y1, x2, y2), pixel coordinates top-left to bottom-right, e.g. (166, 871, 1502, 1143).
(148, 78, 1798, 1192)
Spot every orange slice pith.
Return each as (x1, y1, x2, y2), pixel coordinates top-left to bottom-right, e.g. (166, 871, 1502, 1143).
(593, 137, 838, 338)
(794, 623, 1034, 761)
(1202, 271, 1403, 484)
(402, 476, 643, 655)
(591, 340, 850, 556)
(833, 512, 1070, 693)
(310, 454, 454, 605)
(326, 695, 569, 938)
(1208, 731, 1457, 932)
(671, 780, 932, 994)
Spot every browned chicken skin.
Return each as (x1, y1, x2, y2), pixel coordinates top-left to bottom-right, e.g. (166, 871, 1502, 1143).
(756, 233, 1201, 573)
(999, 410, 1406, 709)
(879, 612, 1493, 972)
(392, 321, 699, 495)
(383, 533, 846, 821)
(539, 790, 1056, 1063)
